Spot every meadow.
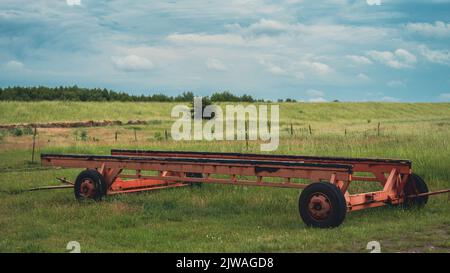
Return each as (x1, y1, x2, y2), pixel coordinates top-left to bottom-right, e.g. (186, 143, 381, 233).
(0, 101, 449, 252)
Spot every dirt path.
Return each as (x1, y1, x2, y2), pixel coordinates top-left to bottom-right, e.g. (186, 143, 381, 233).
(0, 120, 148, 129)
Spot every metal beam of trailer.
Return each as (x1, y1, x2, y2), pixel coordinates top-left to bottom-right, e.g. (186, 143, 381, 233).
(110, 149, 411, 183)
(41, 153, 354, 189)
(41, 153, 354, 171)
(110, 149, 412, 166)
(110, 149, 411, 172)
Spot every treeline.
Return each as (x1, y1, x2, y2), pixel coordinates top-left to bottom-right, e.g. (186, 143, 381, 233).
(0, 86, 263, 102)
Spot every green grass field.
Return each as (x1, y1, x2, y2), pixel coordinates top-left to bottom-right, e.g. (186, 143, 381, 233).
(0, 101, 449, 252)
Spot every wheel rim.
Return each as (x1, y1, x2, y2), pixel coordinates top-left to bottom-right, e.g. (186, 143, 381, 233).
(79, 178, 96, 198)
(307, 192, 332, 221)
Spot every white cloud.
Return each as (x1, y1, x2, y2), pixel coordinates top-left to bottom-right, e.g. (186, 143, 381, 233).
(259, 59, 287, 75)
(306, 89, 325, 97)
(357, 73, 370, 81)
(366, 0, 381, 6)
(206, 58, 227, 71)
(167, 33, 245, 46)
(227, 19, 389, 45)
(285, 0, 303, 4)
(258, 56, 332, 80)
(161, 19, 391, 87)
(257, 56, 334, 82)
(308, 97, 327, 102)
(112, 54, 154, 71)
(305, 88, 329, 103)
(267, 65, 285, 75)
(66, 0, 81, 6)
(387, 80, 406, 88)
(301, 61, 333, 75)
(396, 49, 417, 63)
(294, 72, 305, 80)
(235, 19, 289, 36)
(306, 89, 327, 102)
(227, 0, 283, 16)
(4, 60, 24, 70)
(406, 21, 450, 38)
(368, 49, 417, 69)
(439, 93, 450, 100)
(418, 45, 450, 65)
(346, 55, 373, 65)
(381, 96, 400, 102)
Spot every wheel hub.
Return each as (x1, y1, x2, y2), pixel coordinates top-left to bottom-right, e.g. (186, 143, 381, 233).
(308, 193, 332, 221)
(79, 178, 95, 198)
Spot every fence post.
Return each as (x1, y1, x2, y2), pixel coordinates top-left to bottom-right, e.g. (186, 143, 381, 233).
(290, 123, 294, 136)
(31, 126, 37, 164)
(377, 122, 380, 136)
(134, 128, 137, 141)
(115, 131, 118, 141)
(165, 130, 168, 141)
(309, 124, 312, 135)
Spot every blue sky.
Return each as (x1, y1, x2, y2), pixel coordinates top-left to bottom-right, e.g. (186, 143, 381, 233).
(0, 0, 449, 102)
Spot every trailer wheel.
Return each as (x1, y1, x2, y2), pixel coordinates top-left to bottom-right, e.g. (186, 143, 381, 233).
(299, 182, 347, 228)
(402, 173, 429, 208)
(186, 172, 203, 187)
(74, 169, 107, 200)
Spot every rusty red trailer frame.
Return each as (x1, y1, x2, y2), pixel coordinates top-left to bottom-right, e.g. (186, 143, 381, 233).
(40, 150, 450, 228)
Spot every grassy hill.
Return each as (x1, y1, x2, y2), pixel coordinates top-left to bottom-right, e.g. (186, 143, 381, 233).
(1, 101, 449, 124)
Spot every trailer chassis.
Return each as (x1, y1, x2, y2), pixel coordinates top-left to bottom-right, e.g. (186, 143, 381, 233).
(40, 150, 450, 228)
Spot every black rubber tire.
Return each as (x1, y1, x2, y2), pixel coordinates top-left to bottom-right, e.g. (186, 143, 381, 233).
(299, 182, 347, 228)
(74, 169, 107, 200)
(186, 172, 203, 188)
(402, 173, 429, 208)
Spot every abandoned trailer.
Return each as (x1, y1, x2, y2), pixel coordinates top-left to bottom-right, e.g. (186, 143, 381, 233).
(40, 149, 450, 228)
